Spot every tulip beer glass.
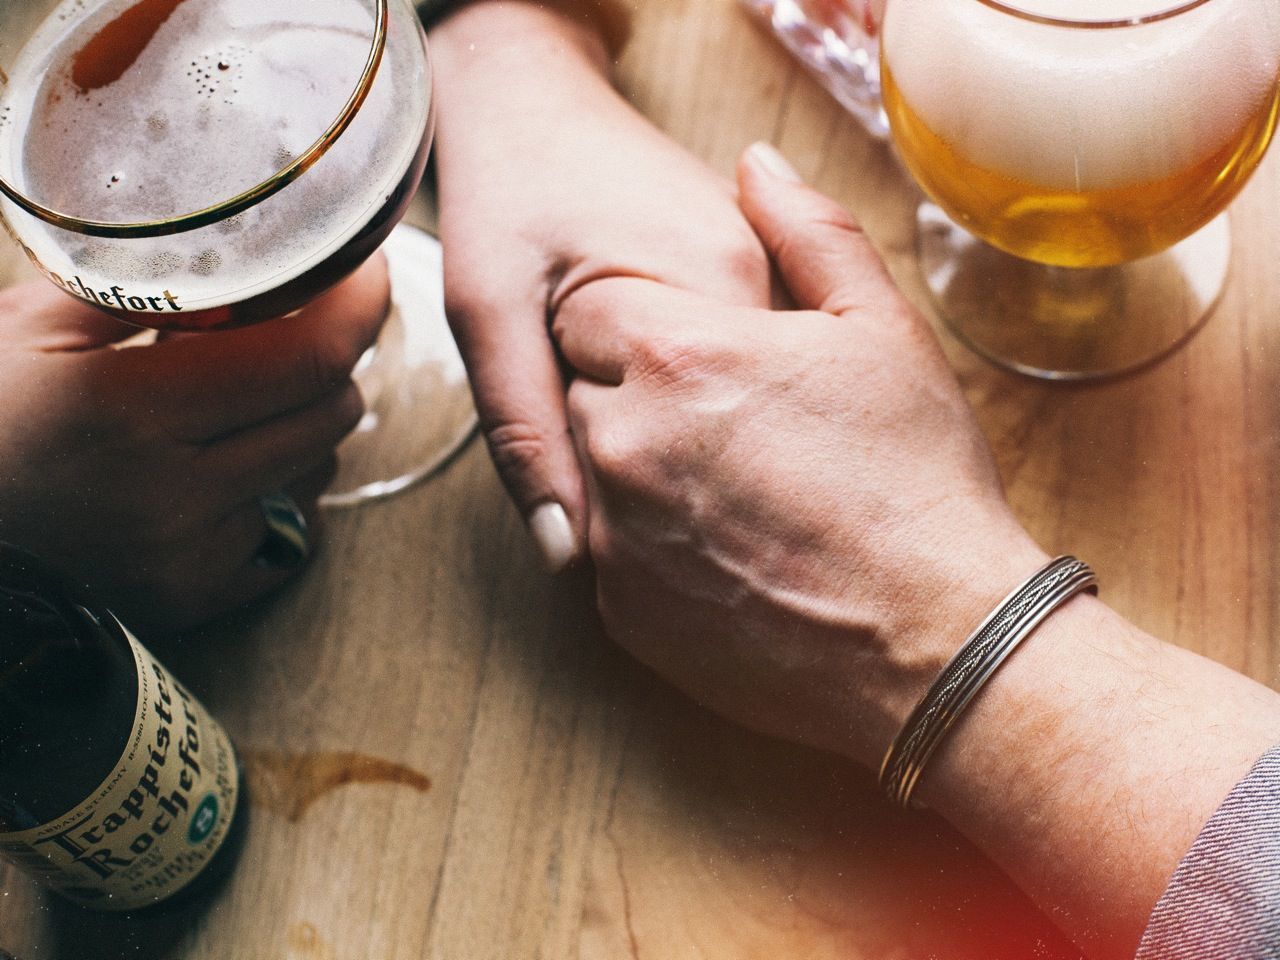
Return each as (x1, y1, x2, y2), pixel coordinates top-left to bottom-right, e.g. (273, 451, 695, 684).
(882, 0, 1280, 378)
(0, 0, 475, 503)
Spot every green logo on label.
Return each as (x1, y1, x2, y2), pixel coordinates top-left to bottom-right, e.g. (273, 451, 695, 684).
(188, 794, 219, 845)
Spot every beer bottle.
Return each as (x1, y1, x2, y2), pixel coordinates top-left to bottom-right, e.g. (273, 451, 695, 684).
(0, 544, 247, 911)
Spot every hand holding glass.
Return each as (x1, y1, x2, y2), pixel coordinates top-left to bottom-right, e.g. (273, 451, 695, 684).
(0, 0, 475, 503)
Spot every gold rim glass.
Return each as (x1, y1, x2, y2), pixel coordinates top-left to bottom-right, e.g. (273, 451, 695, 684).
(973, 0, 1211, 27)
(0, 0, 388, 239)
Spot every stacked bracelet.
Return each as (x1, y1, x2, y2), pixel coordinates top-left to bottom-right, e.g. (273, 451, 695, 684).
(878, 555, 1097, 809)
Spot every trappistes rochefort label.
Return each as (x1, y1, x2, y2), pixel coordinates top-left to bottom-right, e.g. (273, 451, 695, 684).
(0, 623, 239, 911)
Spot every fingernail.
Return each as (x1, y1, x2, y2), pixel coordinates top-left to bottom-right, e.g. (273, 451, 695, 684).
(747, 141, 804, 183)
(528, 502, 576, 574)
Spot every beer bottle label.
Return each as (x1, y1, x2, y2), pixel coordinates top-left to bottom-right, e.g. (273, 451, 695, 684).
(0, 624, 240, 911)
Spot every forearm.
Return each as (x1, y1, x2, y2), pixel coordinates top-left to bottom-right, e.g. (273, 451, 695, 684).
(428, 1, 614, 108)
(886, 587, 1280, 958)
(427, 1, 645, 219)
(427, 0, 749, 306)
(422, 0, 628, 62)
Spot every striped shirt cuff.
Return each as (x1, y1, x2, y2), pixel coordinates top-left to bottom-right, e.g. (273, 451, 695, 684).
(1136, 745, 1280, 959)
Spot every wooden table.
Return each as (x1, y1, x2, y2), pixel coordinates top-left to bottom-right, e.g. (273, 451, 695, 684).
(4, 1, 1279, 956)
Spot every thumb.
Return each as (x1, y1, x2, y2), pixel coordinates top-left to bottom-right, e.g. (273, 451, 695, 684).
(1, 280, 141, 351)
(736, 142, 900, 318)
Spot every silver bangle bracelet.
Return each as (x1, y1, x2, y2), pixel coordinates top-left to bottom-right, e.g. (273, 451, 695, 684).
(878, 555, 1098, 809)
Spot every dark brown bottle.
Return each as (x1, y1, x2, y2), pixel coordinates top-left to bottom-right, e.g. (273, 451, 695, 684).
(0, 544, 247, 912)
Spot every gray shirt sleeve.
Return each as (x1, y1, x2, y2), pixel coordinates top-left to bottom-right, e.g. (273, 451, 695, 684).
(1136, 745, 1280, 959)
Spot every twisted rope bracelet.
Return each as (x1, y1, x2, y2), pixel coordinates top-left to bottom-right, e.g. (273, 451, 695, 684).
(879, 556, 1098, 809)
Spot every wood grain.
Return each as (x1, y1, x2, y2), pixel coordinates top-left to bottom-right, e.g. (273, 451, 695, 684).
(3, 0, 1277, 956)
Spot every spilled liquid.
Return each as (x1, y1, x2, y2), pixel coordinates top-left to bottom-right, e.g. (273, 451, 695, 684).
(288, 921, 338, 960)
(241, 750, 432, 823)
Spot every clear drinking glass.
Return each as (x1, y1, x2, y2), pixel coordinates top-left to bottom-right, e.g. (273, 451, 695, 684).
(0, 0, 476, 505)
(881, 0, 1280, 379)
(742, 0, 889, 138)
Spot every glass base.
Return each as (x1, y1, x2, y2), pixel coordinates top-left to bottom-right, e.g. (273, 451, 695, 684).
(917, 203, 1230, 380)
(319, 225, 478, 508)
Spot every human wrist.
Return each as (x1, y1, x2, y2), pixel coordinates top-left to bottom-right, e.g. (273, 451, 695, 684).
(428, 1, 613, 81)
(880, 555, 1099, 808)
(901, 592, 1280, 956)
(428, 0, 631, 160)
(840, 526, 1052, 770)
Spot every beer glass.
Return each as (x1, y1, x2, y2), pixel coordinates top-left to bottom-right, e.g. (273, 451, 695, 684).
(882, 0, 1280, 379)
(0, 0, 476, 505)
(742, 0, 889, 138)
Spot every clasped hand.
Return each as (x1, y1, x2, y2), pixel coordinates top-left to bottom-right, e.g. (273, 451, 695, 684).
(551, 147, 1045, 766)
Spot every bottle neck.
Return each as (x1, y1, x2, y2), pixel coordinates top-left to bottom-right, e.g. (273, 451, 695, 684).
(0, 545, 139, 830)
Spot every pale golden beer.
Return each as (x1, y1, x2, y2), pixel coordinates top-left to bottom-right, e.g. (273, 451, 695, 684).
(882, 0, 1280, 268)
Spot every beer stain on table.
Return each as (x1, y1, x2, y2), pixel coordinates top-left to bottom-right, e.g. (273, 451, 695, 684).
(287, 921, 338, 960)
(241, 751, 432, 823)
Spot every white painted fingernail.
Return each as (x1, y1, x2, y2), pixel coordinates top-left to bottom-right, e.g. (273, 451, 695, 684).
(747, 141, 804, 183)
(528, 502, 576, 574)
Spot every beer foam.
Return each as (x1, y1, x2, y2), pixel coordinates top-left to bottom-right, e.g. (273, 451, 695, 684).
(884, 0, 1280, 190)
(22, 0, 395, 219)
(0, 0, 429, 316)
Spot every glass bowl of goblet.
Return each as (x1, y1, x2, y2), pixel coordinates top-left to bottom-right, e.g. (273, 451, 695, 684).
(0, 0, 476, 504)
(881, 0, 1280, 379)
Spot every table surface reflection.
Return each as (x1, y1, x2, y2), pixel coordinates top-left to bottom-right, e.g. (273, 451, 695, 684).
(4, 2, 1278, 957)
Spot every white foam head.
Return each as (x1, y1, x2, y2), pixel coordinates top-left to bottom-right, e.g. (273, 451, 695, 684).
(884, 0, 1280, 190)
(0, 0, 429, 316)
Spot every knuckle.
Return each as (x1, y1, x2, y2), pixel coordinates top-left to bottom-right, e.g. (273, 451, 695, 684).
(548, 309, 573, 348)
(717, 233, 771, 288)
(484, 419, 553, 480)
(813, 204, 866, 238)
(771, 203, 866, 263)
(442, 286, 481, 332)
(584, 424, 638, 480)
(631, 334, 709, 387)
(307, 331, 367, 393)
(443, 279, 513, 345)
(795, 186, 868, 240)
